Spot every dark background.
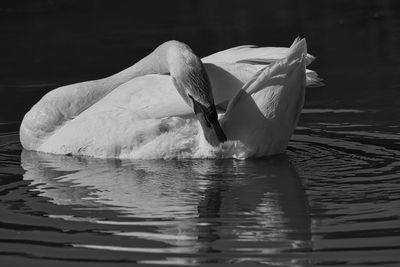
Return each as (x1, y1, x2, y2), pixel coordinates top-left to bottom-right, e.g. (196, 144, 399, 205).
(1, 0, 399, 122)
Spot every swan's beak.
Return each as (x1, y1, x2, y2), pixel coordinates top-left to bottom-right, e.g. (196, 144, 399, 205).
(192, 100, 227, 146)
(171, 75, 227, 146)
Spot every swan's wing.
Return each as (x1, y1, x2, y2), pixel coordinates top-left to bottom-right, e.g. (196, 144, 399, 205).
(203, 45, 291, 64)
(79, 74, 191, 119)
(35, 74, 200, 157)
(220, 38, 308, 157)
(202, 38, 315, 66)
(19, 78, 119, 150)
(202, 40, 322, 88)
(21, 74, 194, 152)
(204, 62, 263, 107)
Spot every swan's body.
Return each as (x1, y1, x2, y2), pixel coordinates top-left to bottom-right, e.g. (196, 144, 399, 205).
(20, 38, 322, 159)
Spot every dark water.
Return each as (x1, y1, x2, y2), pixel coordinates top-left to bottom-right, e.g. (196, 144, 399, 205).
(1, 1, 400, 266)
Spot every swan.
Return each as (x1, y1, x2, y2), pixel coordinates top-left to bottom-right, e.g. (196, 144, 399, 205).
(20, 38, 322, 159)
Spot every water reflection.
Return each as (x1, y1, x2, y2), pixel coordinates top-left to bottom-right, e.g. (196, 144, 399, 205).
(21, 150, 311, 264)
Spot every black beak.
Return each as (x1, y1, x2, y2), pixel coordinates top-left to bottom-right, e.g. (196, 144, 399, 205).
(172, 76, 227, 146)
(191, 98, 227, 146)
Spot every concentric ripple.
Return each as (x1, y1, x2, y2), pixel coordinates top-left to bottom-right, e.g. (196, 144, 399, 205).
(288, 115, 400, 266)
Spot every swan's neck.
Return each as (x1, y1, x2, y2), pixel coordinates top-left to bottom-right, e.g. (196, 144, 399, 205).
(110, 42, 198, 86)
(109, 40, 225, 146)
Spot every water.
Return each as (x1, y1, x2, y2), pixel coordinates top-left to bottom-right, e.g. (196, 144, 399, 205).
(1, 0, 400, 266)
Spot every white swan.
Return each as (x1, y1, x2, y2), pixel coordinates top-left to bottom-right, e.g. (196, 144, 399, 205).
(20, 38, 322, 159)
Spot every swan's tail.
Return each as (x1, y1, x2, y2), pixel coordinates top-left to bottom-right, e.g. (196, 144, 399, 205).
(306, 69, 324, 87)
(262, 37, 324, 88)
(288, 37, 324, 87)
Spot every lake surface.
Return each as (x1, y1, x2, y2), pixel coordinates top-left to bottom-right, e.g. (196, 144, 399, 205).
(1, 0, 400, 266)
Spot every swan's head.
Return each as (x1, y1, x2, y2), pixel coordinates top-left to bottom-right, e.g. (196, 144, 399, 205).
(165, 41, 227, 146)
(171, 62, 227, 146)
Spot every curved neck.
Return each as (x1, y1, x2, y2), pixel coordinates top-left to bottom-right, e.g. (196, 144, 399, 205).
(109, 41, 202, 87)
(105, 40, 225, 145)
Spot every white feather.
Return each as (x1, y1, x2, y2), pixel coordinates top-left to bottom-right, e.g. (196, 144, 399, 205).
(20, 38, 322, 159)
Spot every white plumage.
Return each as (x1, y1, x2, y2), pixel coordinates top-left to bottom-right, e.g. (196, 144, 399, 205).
(20, 38, 322, 159)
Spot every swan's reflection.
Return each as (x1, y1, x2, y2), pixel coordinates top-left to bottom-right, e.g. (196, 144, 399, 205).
(21, 150, 311, 263)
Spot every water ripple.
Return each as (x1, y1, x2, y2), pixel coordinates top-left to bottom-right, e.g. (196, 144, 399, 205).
(0, 120, 399, 265)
